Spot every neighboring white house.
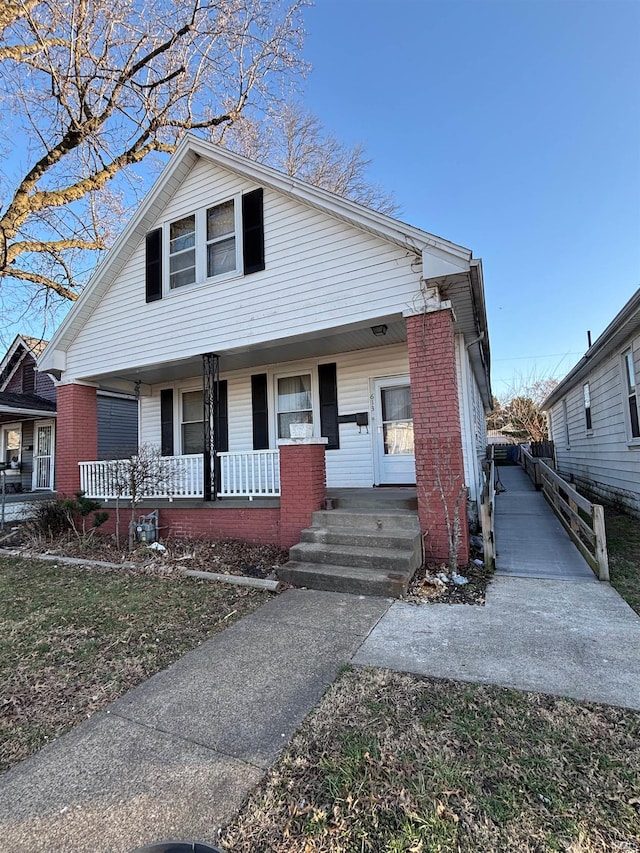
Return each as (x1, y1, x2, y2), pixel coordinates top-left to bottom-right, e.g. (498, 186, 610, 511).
(38, 134, 492, 561)
(542, 288, 640, 517)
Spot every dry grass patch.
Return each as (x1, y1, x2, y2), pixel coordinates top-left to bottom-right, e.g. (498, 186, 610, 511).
(606, 507, 640, 615)
(222, 667, 640, 853)
(0, 555, 269, 773)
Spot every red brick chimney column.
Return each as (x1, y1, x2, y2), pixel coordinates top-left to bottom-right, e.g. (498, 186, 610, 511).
(278, 439, 327, 549)
(406, 310, 470, 566)
(56, 384, 98, 496)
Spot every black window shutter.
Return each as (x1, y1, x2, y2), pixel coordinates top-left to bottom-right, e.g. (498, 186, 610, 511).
(216, 380, 229, 453)
(251, 373, 269, 450)
(242, 189, 265, 275)
(318, 363, 340, 450)
(145, 228, 163, 303)
(160, 389, 174, 456)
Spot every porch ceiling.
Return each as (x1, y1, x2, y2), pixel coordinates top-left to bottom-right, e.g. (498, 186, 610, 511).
(82, 316, 409, 390)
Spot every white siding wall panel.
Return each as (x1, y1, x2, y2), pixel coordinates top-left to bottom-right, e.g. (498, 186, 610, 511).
(63, 160, 423, 382)
(550, 332, 640, 516)
(139, 344, 410, 488)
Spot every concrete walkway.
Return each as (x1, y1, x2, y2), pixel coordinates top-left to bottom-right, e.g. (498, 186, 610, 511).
(493, 465, 596, 581)
(2, 576, 640, 852)
(0, 590, 390, 853)
(355, 576, 640, 708)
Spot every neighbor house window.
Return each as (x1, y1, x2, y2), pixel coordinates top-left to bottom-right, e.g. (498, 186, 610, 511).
(583, 383, 592, 432)
(277, 374, 313, 438)
(169, 214, 196, 289)
(623, 348, 640, 439)
(2, 424, 21, 467)
(562, 399, 570, 448)
(182, 390, 203, 454)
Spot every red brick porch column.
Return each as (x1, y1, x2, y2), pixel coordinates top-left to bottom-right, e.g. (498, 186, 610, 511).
(56, 384, 98, 496)
(407, 310, 470, 566)
(279, 439, 327, 549)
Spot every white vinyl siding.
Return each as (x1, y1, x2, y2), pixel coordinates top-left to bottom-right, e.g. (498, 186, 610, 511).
(548, 334, 640, 516)
(456, 335, 485, 510)
(139, 344, 412, 488)
(61, 158, 434, 383)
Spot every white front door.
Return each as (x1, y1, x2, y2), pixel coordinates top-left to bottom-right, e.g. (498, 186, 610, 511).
(372, 377, 416, 485)
(33, 420, 55, 490)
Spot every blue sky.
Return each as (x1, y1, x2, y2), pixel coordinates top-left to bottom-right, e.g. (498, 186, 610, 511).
(6, 0, 639, 401)
(301, 0, 640, 397)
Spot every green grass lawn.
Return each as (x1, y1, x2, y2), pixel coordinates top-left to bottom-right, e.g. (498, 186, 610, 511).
(0, 556, 268, 773)
(222, 667, 640, 853)
(606, 507, 640, 615)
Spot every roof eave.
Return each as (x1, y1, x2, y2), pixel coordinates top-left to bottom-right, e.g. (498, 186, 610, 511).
(542, 287, 640, 410)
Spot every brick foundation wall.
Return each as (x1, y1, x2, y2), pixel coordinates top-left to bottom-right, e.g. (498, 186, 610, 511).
(279, 442, 327, 549)
(407, 310, 470, 566)
(98, 505, 280, 546)
(56, 384, 98, 496)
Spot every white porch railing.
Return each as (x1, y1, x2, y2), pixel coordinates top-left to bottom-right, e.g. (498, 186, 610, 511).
(79, 450, 281, 500)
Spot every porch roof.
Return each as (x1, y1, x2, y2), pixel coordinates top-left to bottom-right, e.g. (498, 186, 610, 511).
(60, 315, 410, 389)
(0, 391, 56, 418)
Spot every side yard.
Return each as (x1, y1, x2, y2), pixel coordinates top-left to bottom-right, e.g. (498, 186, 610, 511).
(606, 506, 640, 615)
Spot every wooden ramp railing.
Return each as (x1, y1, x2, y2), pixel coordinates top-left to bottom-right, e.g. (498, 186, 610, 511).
(480, 447, 496, 570)
(519, 446, 609, 581)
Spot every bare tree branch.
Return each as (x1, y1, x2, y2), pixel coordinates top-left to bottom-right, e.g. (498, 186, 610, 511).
(0, 0, 309, 320)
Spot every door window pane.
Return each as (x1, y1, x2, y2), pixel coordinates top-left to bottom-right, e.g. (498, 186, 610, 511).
(381, 386, 413, 455)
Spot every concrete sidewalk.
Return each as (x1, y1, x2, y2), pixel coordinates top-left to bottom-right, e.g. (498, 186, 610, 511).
(0, 590, 391, 853)
(355, 575, 640, 709)
(2, 577, 640, 853)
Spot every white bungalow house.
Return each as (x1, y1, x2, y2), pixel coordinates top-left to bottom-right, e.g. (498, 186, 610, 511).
(542, 288, 640, 517)
(39, 135, 492, 574)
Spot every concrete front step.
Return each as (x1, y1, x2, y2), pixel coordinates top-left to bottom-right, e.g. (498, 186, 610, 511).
(278, 560, 412, 597)
(311, 509, 421, 532)
(300, 526, 422, 552)
(289, 540, 421, 573)
(327, 488, 417, 511)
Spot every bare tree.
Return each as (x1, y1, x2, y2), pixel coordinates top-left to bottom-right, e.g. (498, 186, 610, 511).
(0, 0, 308, 333)
(223, 102, 398, 214)
(488, 377, 559, 442)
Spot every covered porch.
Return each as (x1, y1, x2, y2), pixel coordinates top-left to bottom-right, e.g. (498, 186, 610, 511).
(53, 302, 475, 564)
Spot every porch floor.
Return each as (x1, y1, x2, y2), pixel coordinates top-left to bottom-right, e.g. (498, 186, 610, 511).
(325, 487, 418, 511)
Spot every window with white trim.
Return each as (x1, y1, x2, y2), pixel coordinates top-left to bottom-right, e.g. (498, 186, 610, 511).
(583, 382, 592, 432)
(1, 423, 21, 467)
(562, 399, 570, 448)
(276, 373, 313, 439)
(623, 348, 640, 439)
(181, 390, 204, 454)
(168, 197, 240, 291)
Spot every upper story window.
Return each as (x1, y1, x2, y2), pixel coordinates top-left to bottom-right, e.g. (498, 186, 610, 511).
(583, 382, 592, 432)
(169, 199, 239, 291)
(207, 200, 236, 277)
(169, 215, 196, 289)
(146, 188, 264, 303)
(623, 348, 640, 440)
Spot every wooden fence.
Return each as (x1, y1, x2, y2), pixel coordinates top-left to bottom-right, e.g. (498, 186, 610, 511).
(519, 446, 609, 580)
(480, 447, 496, 570)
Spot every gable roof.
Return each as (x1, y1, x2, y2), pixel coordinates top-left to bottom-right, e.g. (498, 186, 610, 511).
(0, 334, 48, 391)
(39, 135, 476, 364)
(543, 287, 640, 410)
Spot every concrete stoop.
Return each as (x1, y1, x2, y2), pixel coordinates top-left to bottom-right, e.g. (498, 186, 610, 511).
(278, 493, 423, 597)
